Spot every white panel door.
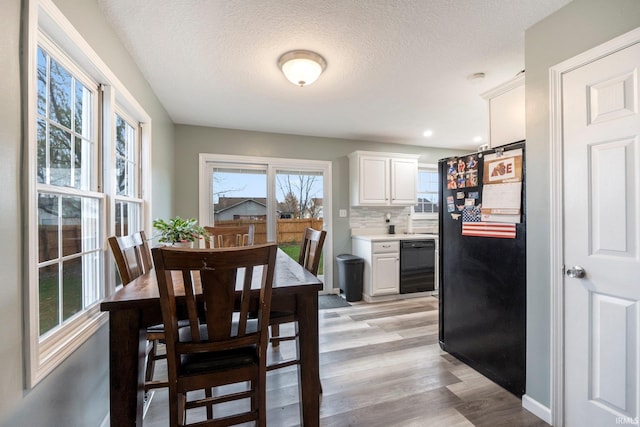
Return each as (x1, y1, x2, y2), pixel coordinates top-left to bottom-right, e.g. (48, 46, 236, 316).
(563, 42, 640, 426)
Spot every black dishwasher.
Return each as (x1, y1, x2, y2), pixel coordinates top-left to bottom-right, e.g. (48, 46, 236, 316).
(400, 240, 435, 293)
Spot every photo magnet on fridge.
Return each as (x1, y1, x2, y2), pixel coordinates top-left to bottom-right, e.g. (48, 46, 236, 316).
(447, 159, 458, 189)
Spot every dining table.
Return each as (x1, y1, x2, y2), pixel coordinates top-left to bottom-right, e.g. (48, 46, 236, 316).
(100, 248, 323, 426)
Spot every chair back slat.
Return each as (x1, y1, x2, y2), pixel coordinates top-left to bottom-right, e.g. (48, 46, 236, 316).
(298, 228, 327, 276)
(108, 231, 152, 285)
(152, 244, 277, 377)
(200, 267, 236, 342)
(203, 225, 255, 248)
(181, 269, 201, 341)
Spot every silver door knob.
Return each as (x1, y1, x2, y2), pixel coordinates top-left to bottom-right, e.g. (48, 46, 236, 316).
(566, 266, 586, 278)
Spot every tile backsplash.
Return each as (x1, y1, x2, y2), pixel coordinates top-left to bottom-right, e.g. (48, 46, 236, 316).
(349, 206, 438, 234)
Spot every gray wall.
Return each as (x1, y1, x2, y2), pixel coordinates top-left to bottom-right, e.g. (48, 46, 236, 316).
(0, 0, 175, 425)
(524, 0, 640, 408)
(174, 125, 464, 287)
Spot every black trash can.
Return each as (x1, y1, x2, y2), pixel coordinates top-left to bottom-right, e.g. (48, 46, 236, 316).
(336, 254, 364, 302)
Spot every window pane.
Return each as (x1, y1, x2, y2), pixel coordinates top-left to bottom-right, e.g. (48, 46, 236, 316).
(212, 168, 267, 224)
(115, 115, 126, 157)
(211, 167, 267, 244)
(82, 251, 101, 306)
(62, 257, 82, 320)
(74, 82, 91, 137)
(74, 136, 92, 190)
(275, 170, 324, 271)
(116, 157, 125, 195)
(415, 169, 439, 214)
(127, 160, 136, 197)
(276, 170, 324, 220)
(37, 119, 47, 184)
(38, 193, 59, 262)
(115, 200, 141, 237)
(39, 264, 59, 335)
(49, 125, 72, 187)
(61, 196, 99, 256)
(61, 196, 81, 257)
(49, 58, 72, 129)
(115, 114, 137, 197)
(37, 48, 47, 117)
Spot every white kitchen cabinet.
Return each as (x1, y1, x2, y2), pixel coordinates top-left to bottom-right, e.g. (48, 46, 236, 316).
(482, 74, 525, 148)
(349, 151, 418, 206)
(371, 252, 399, 295)
(352, 239, 399, 298)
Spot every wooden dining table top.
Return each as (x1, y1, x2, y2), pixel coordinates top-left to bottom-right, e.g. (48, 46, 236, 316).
(100, 249, 323, 311)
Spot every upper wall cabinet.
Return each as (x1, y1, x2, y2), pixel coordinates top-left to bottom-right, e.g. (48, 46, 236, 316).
(482, 73, 525, 148)
(349, 151, 419, 206)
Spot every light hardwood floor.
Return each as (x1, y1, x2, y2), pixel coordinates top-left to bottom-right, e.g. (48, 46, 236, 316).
(143, 296, 548, 426)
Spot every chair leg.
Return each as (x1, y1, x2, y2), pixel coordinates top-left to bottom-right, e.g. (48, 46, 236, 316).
(145, 339, 157, 383)
(205, 388, 213, 420)
(168, 385, 180, 427)
(270, 324, 280, 349)
(257, 375, 266, 427)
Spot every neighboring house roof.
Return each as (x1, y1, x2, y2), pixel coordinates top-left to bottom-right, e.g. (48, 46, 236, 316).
(215, 197, 267, 213)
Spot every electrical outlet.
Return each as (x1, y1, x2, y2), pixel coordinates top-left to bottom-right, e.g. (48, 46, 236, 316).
(339, 209, 347, 218)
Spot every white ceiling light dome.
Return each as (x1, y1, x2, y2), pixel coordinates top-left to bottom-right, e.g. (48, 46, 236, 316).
(278, 50, 327, 87)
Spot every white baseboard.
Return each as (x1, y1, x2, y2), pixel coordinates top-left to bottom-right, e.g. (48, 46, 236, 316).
(522, 394, 552, 425)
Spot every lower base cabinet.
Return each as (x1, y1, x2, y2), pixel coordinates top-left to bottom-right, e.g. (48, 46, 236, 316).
(352, 239, 399, 298)
(371, 252, 399, 295)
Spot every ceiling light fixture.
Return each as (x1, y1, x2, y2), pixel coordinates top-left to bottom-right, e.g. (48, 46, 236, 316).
(423, 130, 433, 137)
(278, 50, 327, 87)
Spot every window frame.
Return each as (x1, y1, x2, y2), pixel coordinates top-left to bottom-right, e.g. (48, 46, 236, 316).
(24, 0, 152, 387)
(412, 163, 439, 219)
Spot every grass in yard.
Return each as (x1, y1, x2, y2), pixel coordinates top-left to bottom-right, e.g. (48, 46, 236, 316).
(278, 243, 323, 275)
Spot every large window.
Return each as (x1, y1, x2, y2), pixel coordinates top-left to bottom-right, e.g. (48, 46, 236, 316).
(413, 164, 439, 217)
(36, 44, 103, 337)
(26, 0, 151, 387)
(113, 110, 143, 238)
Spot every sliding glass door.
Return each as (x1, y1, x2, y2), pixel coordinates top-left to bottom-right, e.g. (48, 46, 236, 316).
(275, 169, 324, 276)
(200, 154, 332, 290)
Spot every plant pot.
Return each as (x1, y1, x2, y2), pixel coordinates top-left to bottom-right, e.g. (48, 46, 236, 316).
(171, 241, 193, 248)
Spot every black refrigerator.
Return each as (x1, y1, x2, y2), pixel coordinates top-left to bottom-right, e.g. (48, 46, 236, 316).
(438, 141, 526, 397)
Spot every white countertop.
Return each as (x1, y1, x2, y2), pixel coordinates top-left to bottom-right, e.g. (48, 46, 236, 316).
(351, 233, 438, 242)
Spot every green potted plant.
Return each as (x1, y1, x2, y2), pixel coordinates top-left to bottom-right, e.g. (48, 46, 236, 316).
(152, 216, 208, 247)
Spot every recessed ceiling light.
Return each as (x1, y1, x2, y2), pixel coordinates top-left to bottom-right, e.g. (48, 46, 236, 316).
(423, 130, 433, 137)
(473, 136, 483, 143)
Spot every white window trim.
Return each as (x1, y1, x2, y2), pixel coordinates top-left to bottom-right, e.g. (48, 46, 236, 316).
(412, 163, 438, 219)
(24, 0, 152, 388)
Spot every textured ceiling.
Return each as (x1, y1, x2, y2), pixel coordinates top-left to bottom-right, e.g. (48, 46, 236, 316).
(96, 0, 570, 150)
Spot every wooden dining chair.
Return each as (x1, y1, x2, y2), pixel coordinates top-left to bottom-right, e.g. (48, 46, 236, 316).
(151, 243, 277, 427)
(268, 228, 326, 370)
(203, 224, 255, 248)
(108, 231, 166, 391)
(108, 230, 152, 285)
